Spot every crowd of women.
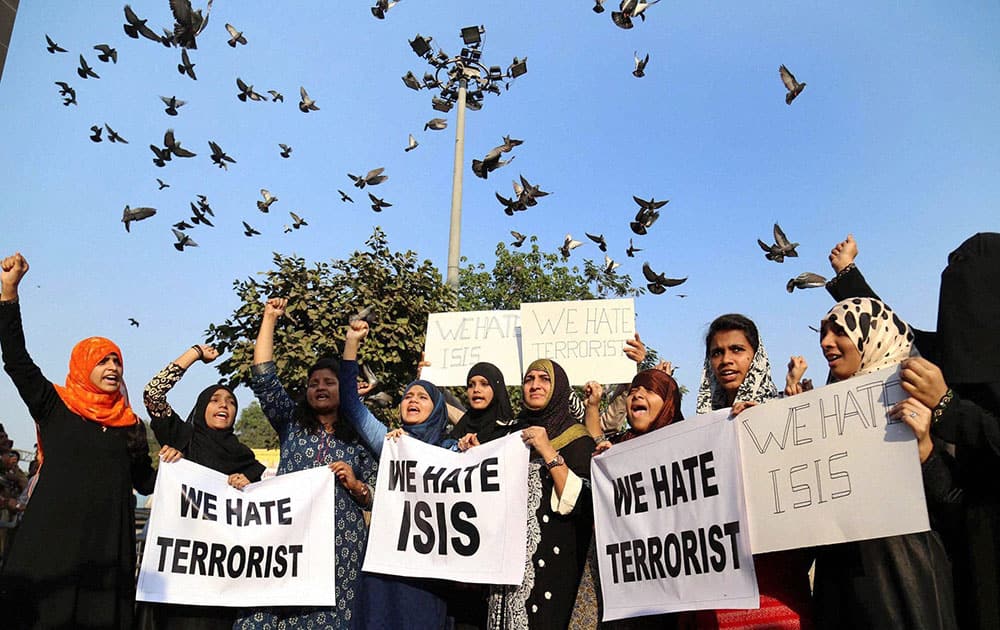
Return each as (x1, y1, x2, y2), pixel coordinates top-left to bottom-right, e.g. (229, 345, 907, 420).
(0, 231, 996, 630)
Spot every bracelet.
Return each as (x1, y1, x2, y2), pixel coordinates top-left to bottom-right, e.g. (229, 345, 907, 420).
(932, 388, 954, 424)
(545, 454, 566, 470)
(191, 345, 205, 360)
(352, 483, 371, 502)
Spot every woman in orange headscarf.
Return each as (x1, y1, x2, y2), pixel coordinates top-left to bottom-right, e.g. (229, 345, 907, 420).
(0, 253, 173, 630)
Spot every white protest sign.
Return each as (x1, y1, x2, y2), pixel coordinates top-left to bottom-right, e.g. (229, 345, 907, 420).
(519, 298, 636, 385)
(737, 365, 929, 554)
(592, 410, 758, 620)
(363, 433, 528, 584)
(420, 310, 522, 386)
(137, 459, 337, 607)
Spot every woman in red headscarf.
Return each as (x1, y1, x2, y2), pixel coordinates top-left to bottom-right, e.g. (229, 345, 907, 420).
(0, 253, 170, 630)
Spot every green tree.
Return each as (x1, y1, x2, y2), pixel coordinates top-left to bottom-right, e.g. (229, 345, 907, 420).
(457, 238, 640, 311)
(234, 401, 279, 449)
(205, 227, 455, 405)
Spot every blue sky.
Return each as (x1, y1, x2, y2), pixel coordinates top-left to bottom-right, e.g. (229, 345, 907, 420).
(1, 1, 998, 452)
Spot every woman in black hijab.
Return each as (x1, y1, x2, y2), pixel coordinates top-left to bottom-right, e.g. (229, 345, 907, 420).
(142, 343, 265, 629)
(452, 362, 516, 450)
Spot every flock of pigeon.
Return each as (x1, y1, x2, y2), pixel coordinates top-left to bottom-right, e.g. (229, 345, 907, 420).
(44, 0, 815, 302)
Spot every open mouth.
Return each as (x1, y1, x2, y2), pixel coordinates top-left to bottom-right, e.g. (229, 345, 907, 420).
(825, 352, 842, 366)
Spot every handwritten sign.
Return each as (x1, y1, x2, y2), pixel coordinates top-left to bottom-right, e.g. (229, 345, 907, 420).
(592, 410, 758, 620)
(519, 298, 636, 385)
(737, 365, 929, 554)
(363, 433, 528, 584)
(420, 310, 522, 386)
(137, 460, 337, 606)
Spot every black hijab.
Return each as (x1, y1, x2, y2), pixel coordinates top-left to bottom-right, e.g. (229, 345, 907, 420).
(937, 232, 1000, 386)
(184, 385, 265, 482)
(517, 359, 577, 440)
(452, 362, 516, 444)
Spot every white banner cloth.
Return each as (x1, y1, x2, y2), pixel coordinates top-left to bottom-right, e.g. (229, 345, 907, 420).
(737, 365, 929, 554)
(592, 410, 759, 620)
(363, 433, 529, 585)
(137, 459, 337, 606)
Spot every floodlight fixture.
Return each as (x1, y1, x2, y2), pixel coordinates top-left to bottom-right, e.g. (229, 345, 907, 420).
(431, 97, 454, 112)
(460, 25, 484, 46)
(402, 71, 422, 91)
(488, 65, 503, 81)
(508, 56, 528, 78)
(409, 34, 433, 58)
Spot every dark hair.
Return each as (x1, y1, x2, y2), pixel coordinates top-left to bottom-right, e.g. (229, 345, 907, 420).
(294, 357, 358, 441)
(705, 314, 760, 356)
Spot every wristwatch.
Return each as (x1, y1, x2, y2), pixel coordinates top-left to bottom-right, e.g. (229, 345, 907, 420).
(545, 454, 565, 470)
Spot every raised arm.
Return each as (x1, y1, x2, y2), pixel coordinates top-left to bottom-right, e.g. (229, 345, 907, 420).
(0, 253, 60, 421)
(253, 298, 286, 365)
(145, 344, 220, 448)
(340, 319, 388, 456)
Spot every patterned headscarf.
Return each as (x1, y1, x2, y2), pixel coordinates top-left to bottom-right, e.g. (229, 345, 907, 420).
(400, 379, 450, 447)
(518, 359, 576, 440)
(452, 362, 516, 444)
(822, 297, 916, 380)
(53, 337, 138, 427)
(621, 369, 683, 442)
(697, 336, 779, 414)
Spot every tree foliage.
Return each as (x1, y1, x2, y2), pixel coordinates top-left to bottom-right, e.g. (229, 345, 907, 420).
(457, 237, 640, 311)
(234, 401, 279, 449)
(205, 227, 455, 402)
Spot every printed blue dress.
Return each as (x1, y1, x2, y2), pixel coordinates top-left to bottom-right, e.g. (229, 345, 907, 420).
(235, 361, 377, 630)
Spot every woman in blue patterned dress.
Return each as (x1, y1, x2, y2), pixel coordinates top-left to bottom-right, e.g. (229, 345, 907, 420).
(235, 298, 377, 630)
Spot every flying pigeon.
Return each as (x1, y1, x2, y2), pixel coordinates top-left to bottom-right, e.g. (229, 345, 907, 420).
(786, 272, 827, 292)
(278, 143, 292, 158)
(368, 193, 392, 212)
(164, 129, 196, 158)
(208, 140, 235, 169)
(405, 134, 419, 152)
(189, 202, 214, 227)
(268, 90, 283, 102)
(242, 221, 261, 237)
(633, 52, 649, 78)
(559, 234, 583, 259)
(93, 44, 117, 63)
(173, 220, 193, 230)
(89, 125, 103, 142)
(585, 232, 608, 252)
(236, 77, 264, 102)
(371, 0, 397, 19)
(177, 49, 197, 79)
(225, 23, 247, 47)
(626, 238, 642, 257)
(257, 189, 278, 212)
(779, 65, 806, 105)
(495, 192, 524, 216)
(348, 167, 388, 188)
(121, 205, 156, 232)
(160, 95, 186, 116)
(298, 86, 319, 112)
(45, 35, 67, 54)
(169, 0, 213, 49)
(510, 231, 527, 247)
(77, 55, 99, 79)
(123, 5, 161, 42)
(642, 262, 687, 294)
(612, 0, 660, 29)
(424, 118, 447, 131)
(289, 211, 308, 229)
(128, 318, 140, 327)
(593, 0, 606, 13)
(757, 223, 800, 262)
(172, 228, 198, 251)
(603, 255, 621, 274)
(338, 190, 354, 203)
(630, 196, 667, 234)
(156, 178, 170, 190)
(105, 124, 127, 143)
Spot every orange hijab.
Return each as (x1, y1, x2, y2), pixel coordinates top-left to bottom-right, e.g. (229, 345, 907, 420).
(53, 337, 138, 427)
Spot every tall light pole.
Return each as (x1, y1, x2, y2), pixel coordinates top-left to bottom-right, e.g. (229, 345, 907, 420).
(402, 26, 528, 291)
